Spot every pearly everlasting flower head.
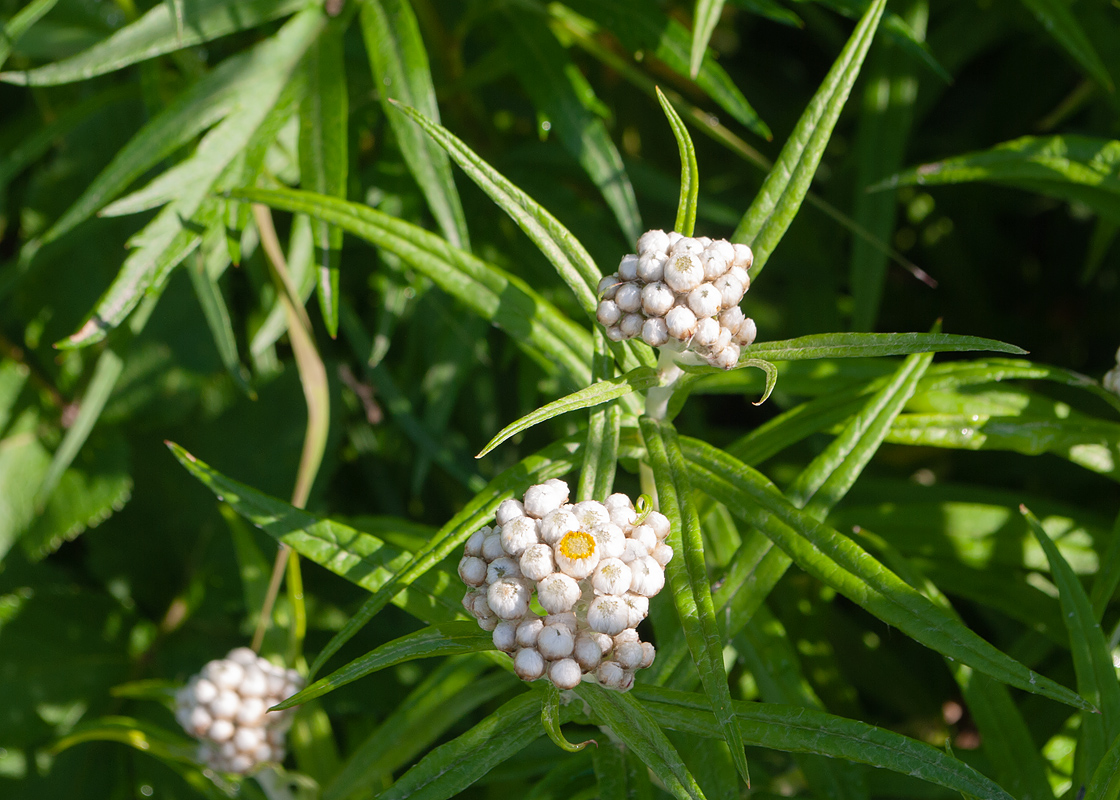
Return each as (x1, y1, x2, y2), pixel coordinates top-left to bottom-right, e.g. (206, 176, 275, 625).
(596, 230, 757, 369)
(174, 647, 304, 774)
(460, 480, 672, 691)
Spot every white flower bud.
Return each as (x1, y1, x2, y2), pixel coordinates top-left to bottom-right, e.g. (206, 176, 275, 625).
(623, 593, 649, 627)
(641, 317, 669, 347)
(573, 501, 610, 530)
(516, 616, 544, 648)
(617, 670, 635, 692)
(646, 511, 670, 540)
(206, 661, 244, 691)
(541, 509, 580, 545)
(597, 660, 624, 689)
(188, 706, 212, 736)
(693, 316, 720, 347)
(614, 628, 639, 646)
(227, 648, 257, 667)
(620, 538, 649, 563)
(193, 678, 218, 705)
(630, 525, 657, 552)
(719, 306, 744, 335)
(665, 305, 697, 341)
(537, 572, 581, 614)
(641, 281, 675, 317)
(208, 719, 235, 743)
(619, 313, 644, 339)
(597, 274, 621, 300)
(235, 697, 266, 727)
(229, 753, 254, 773)
(239, 666, 268, 698)
(605, 325, 624, 342)
(714, 274, 745, 310)
(538, 623, 575, 659)
(514, 648, 545, 680)
(727, 265, 749, 289)
(573, 636, 602, 671)
(669, 237, 704, 259)
(523, 480, 569, 518)
(605, 493, 633, 510)
(210, 690, 241, 720)
(545, 611, 578, 632)
(493, 621, 518, 652)
(640, 642, 656, 669)
(554, 529, 600, 579)
(589, 631, 614, 655)
(637, 252, 667, 283)
(501, 516, 539, 557)
(496, 500, 524, 526)
(638, 229, 670, 255)
(488, 578, 530, 619)
(464, 529, 487, 557)
(735, 317, 757, 346)
(471, 592, 495, 620)
(591, 523, 626, 559)
(588, 596, 629, 635)
(615, 282, 642, 313)
(591, 558, 633, 596)
(549, 658, 583, 690)
(688, 283, 722, 318)
(607, 504, 636, 529)
(481, 532, 505, 561)
(712, 343, 740, 370)
(478, 615, 498, 631)
(666, 231, 683, 249)
(486, 556, 521, 585)
(458, 556, 487, 586)
(629, 556, 665, 597)
(618, 253, 639, 281)
(711, 325, 732, 354)
(519, 543, 556, 581)
(234, 726, 263, 754)
(664, 253, 704, 293)
(732, 243, 753, 270)
(596, 299, 622, 327)
(651, 543, 673, 566)
(615, 641, 645, 670)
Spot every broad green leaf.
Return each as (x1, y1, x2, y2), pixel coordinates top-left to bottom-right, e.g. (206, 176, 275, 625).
(0, 0, 310, 85)
(574, 684, 707, 800)
(736, 331, 1025, 362)
(477, 366, 658, 458)
(562, 0, 770, 138)
(299, 23, 348, 338)
(637, 686, 1015, 800)
(1086, 731, 1120, 800)
(657, 87, 699, 237)
(361, 0, 469, 249)
(0, 0, 59, 69)
(499, 6, 641, 244)
(231, 186, 595, 390)
(1023, 505, 1120, 782)
(733, 0, 886, 279)
(689, 0, 726, 79)
(1019, 0, 1113, 91)
(275, 622, 493, 709)
(641, 417, 749, 786)
(680, 436, 1090, 710)
(541, 682, 594, 752)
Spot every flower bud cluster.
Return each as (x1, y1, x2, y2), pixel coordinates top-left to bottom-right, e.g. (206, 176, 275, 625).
(596, 230, 757, 369)
(459, 480, 672, 692)
(175, 648, 304, 774)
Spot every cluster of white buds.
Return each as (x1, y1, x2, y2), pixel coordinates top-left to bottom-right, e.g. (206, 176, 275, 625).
(1105, 346, 1120, 397)
(175, 648, 304, 774)
(596, 230, 757, 370)
(459, 480, 672, 692)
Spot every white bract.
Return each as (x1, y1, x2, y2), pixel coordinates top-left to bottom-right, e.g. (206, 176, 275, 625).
(175, 648, 303, 774)
(596, 230, 757, 369)
(459, 481, 670, 691)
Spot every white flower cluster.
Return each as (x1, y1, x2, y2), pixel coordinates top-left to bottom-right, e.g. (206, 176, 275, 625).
(596, 230, 757, 369)
(459, 480, 672, 692)
(175, 647, 304, 774)
(1105, 346, 1120, 397)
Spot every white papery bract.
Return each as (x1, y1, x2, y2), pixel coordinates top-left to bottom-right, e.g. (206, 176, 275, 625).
(175, 648, 303, 774)
(597, 230, 756, 369)
(460, 481, 671, 691)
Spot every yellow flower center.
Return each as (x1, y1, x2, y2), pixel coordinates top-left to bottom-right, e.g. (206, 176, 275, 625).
(558, 530, 596, 560)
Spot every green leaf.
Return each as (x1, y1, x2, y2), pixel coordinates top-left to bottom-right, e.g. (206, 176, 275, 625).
(574, 684, 707, 800)
(0, 0, 310, 85)
(737, 331, 1025, 362)
(592, 741, 628, 800)
(360, 0, 469, 249)
(1022, 505, 1120, 782)
(636, 686, 1015, 800)
(1086, 731, 1120, 800)
(477, 366, 658, 459)
(0, 408, 51, 560)
(657, 87, 699, 237)
(576, 334, 623, 503)
(689, 0, 726, 79)
(1018, 0, 1113, 91)
(51, 715, 199, 763)
(299, 22, 348, 338)
(680, 436, 1091, 710)
(0, 0, 59, 72)
(187, 233, 254, 398)
(231, 186, 595, 390)
(733, 0, 886, 279)
(1090, 511, 1120, 618)
(275, 622, 493, 709)
(541, 682, 594, 752)
(641, 417, 750, 786)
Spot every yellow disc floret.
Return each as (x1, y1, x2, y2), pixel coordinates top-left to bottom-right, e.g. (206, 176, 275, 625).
(558, 530, 596, 560)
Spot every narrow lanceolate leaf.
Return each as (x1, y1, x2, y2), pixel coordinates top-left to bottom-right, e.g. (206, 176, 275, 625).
(1090, 511, 1120, 619)
(657, 87, 699, 238)
(541, 682, 594, 752)
(0, 0, 59, 69)
(1022, 505, 1120, 781)
(232, 186, 594, 390)
(299, 23, 348, 338)
(689, 0, 726, 79)
(187, 234, 253, 398)
(734, 0, 886, 279)
(577, 335, 623, 503)
(275, 622, 493, 709)
(636, 686, 1016, 800)
(0, 0, 309, 85)
(477, 366, 658, 458)
(574, 684, 708, 800)
(500, 6, 641, 243)
(680, 437, 1090, 711)
(377, 692, 553, 800)
(737, 332, 1025, 362)
(875, 136, 1120, 222)
(1018, 0, 1113, 91)
(642, 417, 750, 787)
(1085, 732, 1120, 800)
(361, 0, 469, 249)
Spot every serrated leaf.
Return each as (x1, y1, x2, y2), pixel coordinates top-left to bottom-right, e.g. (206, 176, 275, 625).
(0, 0, 311, 85)
(1019, 0, 1113, 92)
(737, 331, 1025, 361)
(477, 366, 658, 458)
(733, 0, 886, 279)
(361, 0, 469, 249)
(657, 87, 698, 237)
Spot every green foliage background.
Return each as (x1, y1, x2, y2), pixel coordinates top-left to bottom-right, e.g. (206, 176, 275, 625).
(1, 0, 1119, 798)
